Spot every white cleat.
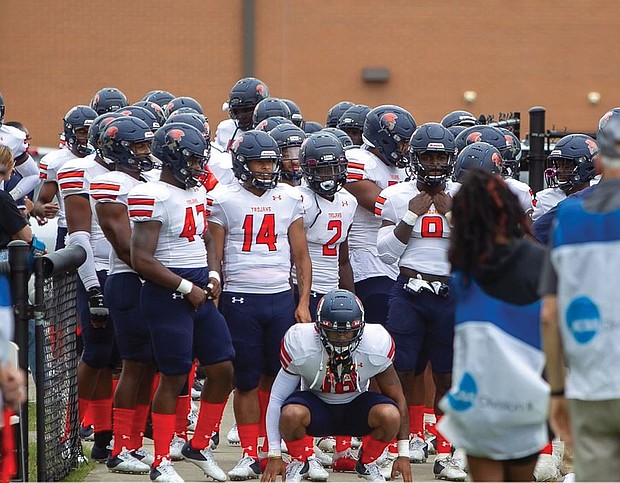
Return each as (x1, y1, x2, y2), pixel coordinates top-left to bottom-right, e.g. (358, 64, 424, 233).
(149, 457, 184, 482)
(451, 448, 468, 473)
(130, 447, 155, 466)
(169, 434, 186, 461)
(313, 446, 333, 467)
(227, 423, 240, 445)
(433, 455, 467, 481)
(375, 448, 398, 480)
(316, 436, 336, 453)
(286, 459, 309, 482)
(106, 448, 150, 474)
(409, 436, 429, 463)
(228, 455, 261, 481)
(533, 453, 561, 482)
(355, 460, 386, 482)
(181, 442, 227, 482)
(304, 455, 328, 481)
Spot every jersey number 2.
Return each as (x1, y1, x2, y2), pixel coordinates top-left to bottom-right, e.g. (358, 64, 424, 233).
(180, 205, 206, 242)
(322, 219, 342, 256)
(242, 214, 277, 252)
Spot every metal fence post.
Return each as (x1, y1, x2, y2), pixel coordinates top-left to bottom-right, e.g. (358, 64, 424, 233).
(528, 107, 546, 194)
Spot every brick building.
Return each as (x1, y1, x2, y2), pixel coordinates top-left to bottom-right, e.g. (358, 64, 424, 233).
(1, 0, 619, 148)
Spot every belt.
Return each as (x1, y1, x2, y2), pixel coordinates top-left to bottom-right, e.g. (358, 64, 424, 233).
(400, 267, 449, 284)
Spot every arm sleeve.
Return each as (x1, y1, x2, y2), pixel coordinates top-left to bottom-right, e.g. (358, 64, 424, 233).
(10, 155, 40, 200)
(266, 369, 301, 455)
(376, 224, 407, 265)
(68, 230, 99, 290)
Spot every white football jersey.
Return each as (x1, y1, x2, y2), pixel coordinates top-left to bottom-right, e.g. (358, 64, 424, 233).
(207, 149, 236, 186)
(208, 182, 304, 294)
(128, 181, 208, 269)
(504, 177, 534, 214)
(58, 155, 112, 271)
(280, 323, 395, 404)
(376, 181, 461, 277)
(532, 187, 565, 221)
(294, 186, 358, 294)
(214, 118, 242, 151)
(90, 171, 142, 275)
(0, 124, 27, 158)
(39, 148, 80, 228)
(345, 147, 406, 282)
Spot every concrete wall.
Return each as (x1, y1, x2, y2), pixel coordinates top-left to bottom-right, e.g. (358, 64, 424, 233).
(2, 0, 619, 147)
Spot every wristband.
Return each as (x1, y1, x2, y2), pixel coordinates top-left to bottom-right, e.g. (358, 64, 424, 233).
(397, 439, 410, 458)
(268, 452, 282, 459)
(402, 210, 418, 227)
(176, 278, 193, 294)
(208, 270, 221, 283)
(551, 389, 565, 397)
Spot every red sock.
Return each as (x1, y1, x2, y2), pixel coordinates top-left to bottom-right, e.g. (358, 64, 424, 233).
(360, 435, 388, 464)
(335, 436, 351, 453)
(78, 398, 90, 426)
(257, 389, 270, 451)
(213, 395, 228, 433)
(90, 398, 113, 432)
(387, 439, 397, 454)
(152, 412, 175, 466)
(303, 435, 314, 459)
(540, 442, 553, 455)
(112, 407, 135, 456)
(435, 415, 451, 454)
(408, 405, 424, 438)
(175, 395, 190, 441)
(131, 404, 150, 450)
(238, 423, 259, 459)
(190, 401, 227, 451)
(286, 437, 308, 462)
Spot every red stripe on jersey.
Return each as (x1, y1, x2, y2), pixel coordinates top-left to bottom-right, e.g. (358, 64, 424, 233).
(347, 173, 363, 181)
(91, 194, 118, 201)
(91, 183, 121, 191)
(206, 198, 213, 206)
(387, 337, 395, 361)
(128, 209, 153, 217)
(280, 339, 292, 364)
(347, 162, 365, 170)
(374, 207, 382, 216)
(59, 181, 83, 190)
(58, 170, 84, 179)
(128, 197, 155, 206)
(39, 172, 47, 180)
(376, 195, 386, 205)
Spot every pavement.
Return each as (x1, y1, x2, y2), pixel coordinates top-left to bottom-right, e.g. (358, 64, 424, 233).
(83, 399, 439, 482)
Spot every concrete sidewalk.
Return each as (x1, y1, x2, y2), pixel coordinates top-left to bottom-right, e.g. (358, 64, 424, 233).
(83, 399, 437, 482)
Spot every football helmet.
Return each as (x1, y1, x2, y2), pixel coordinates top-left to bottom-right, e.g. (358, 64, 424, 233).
(598, 108, 620, 161)
(316, 289, 365, 359)
(408, 122, 456, 185)
(228, 77, 270, 131)
(325, 101, 354, 128)
(152, 122, 210, 188)
(88, 112, 123, 152)
(164, 97, 203, 118)
(452, 142, 502, 183)
(141, 90, 175, 108)
(303, 121, 323, 135)
(321, 127, 353, 150)
(133, 101, 167, 127)
(337, 104, 370, 146)
(254, 116, 293, 132)
(363, 105, 417, 168)
(440, 110, 478, 129)
(165, 112, 211, 144)
(455, 125, 508, 156)
(547, 134, 598, 191)
(269, 124, 305, 183)
(499, 128, 522, 178)
(116, 105, 160, 132)
(0, 91, 5, 125)
(63, 105, 98, 156)
(90, 87, 129, 115)
(231, 130, 281, 190)
(300, 133, 348, 197)
(253, 98, 292, 128)
(282, 99, 304, 127)
(100, 116, 155, 172)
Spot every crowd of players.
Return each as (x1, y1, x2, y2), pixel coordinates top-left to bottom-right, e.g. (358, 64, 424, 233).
(0, 79, 610, 483)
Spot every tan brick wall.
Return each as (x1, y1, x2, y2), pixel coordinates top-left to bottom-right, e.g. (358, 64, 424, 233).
(2, 0, 620, 147)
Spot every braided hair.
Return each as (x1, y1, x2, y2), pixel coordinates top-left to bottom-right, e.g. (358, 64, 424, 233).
(448, 168, 531, 276)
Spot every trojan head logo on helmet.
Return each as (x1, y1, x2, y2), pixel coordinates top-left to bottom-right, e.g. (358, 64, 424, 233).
(63, 105, 98, 156)
(117, 105, 160, 132)
(363, 105, 416, 168)
(300, 133, 348, 197)
(547, 134, 598, 192)
(152, 122, 210, 189)
(455, 125, 509, 157)
(88, 112, 123, 153)
(90, 87, 129, 115)
(99, 116, 155, 172)
(164, 111, 211, 147)
(452, 142, 503, 183)
(231, 129, 282, 190)
(228, 77, 270, 131)
(408, 122, 456, 185)
(316, 289, 365, 362)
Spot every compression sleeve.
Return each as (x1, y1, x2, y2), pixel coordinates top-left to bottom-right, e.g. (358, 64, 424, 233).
(377, 224, 407, 265)
(68, 230, 99, 290)
(10, 155, 40, 200)
(266, 369, 301, 456)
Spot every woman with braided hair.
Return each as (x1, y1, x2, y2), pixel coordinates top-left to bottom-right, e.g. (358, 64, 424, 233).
(438, 169, 551, 481)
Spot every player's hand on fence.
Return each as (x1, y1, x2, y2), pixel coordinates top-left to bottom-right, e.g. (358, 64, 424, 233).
(187, 284, 207, 310)
(87, 287, 109, 328)
(260, 457, 285, 482)
(0, 365, 27, 411)
(391, 456, 412, 482)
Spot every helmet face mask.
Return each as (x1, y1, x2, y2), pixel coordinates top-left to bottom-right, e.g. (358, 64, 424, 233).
(546, 134, 598, 191)
(408, 123, 456, 184)
(100, 117, 155, 172)
(228, 78, 270, 131)
(316, 290, 365, 360)
(300, 133, 348, 197)
(231, 130, 282, 190)
(64, 105, 98, 156)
